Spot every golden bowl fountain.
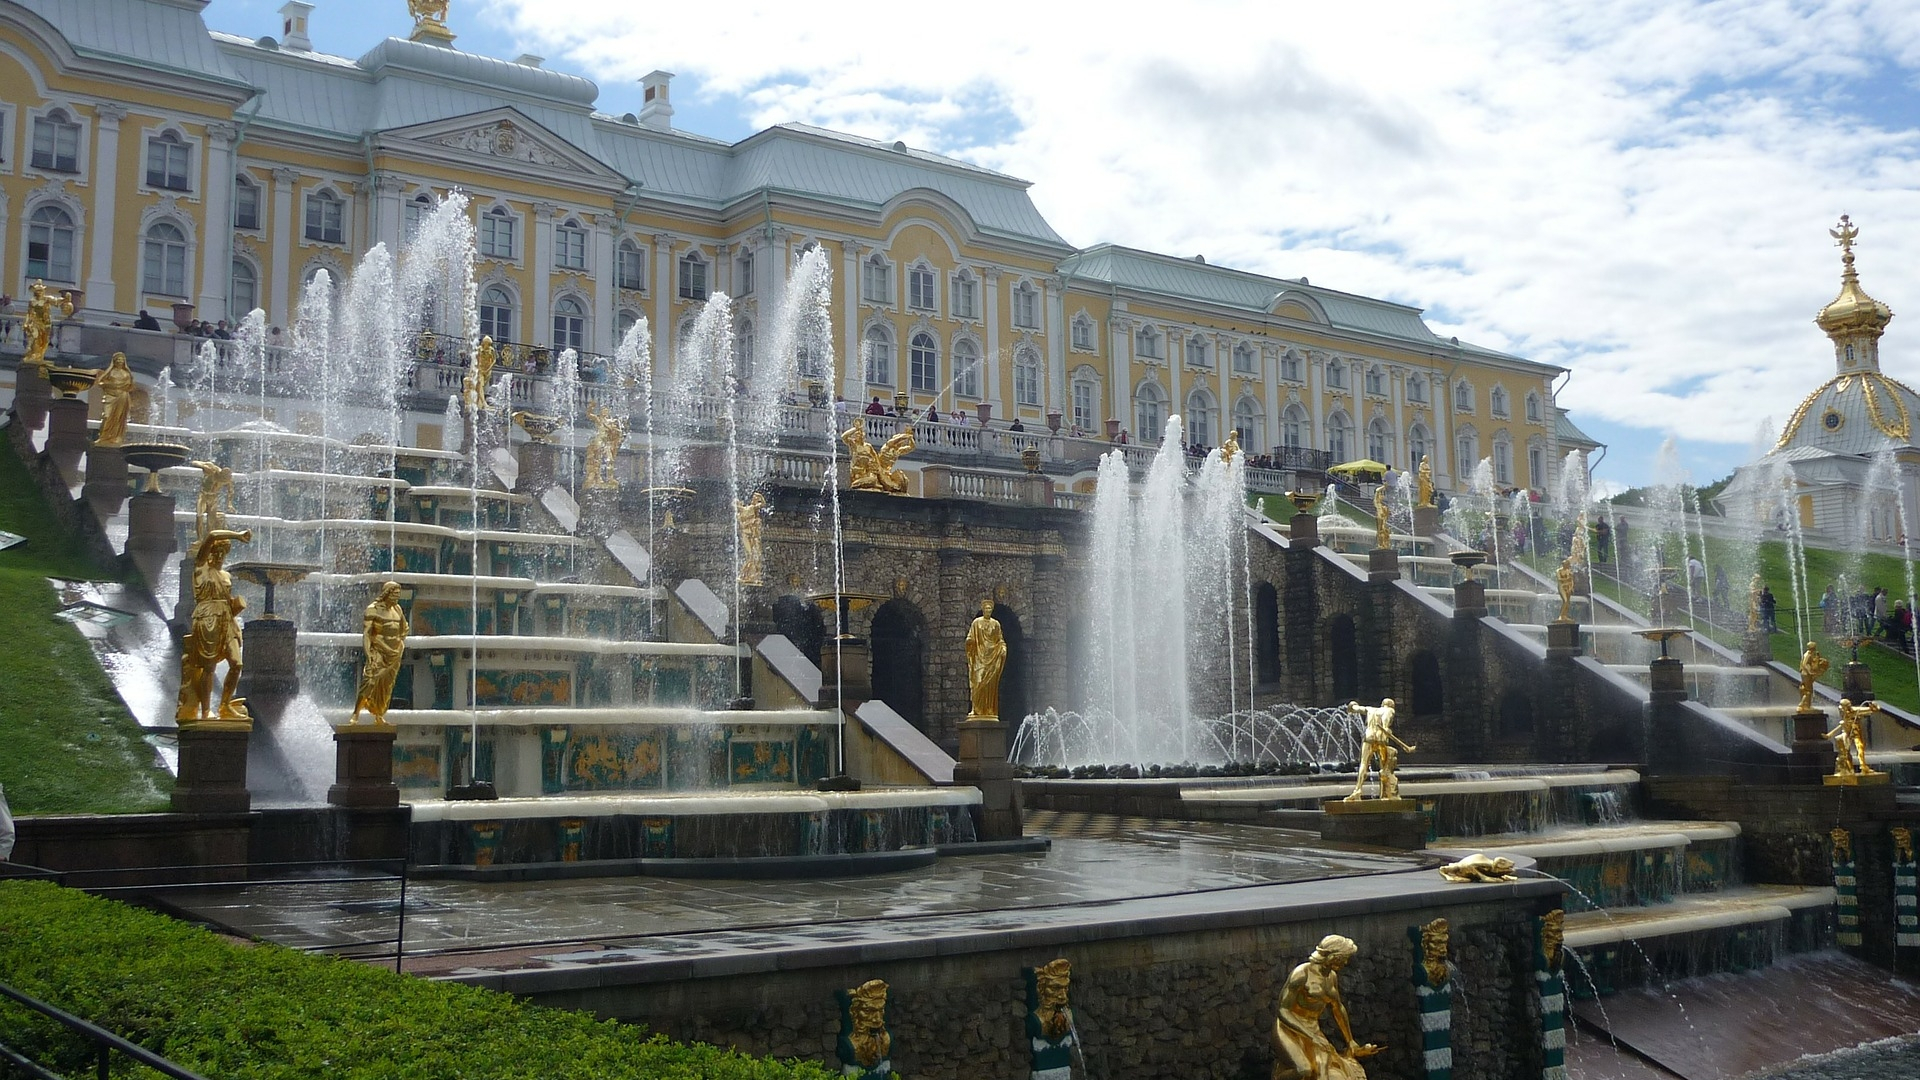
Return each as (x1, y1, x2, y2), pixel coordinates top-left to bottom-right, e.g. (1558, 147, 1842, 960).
(227, 561, 319, 620)
(1285, 489, 1321, 515)
(1449, 549, 1489, 582)
(44, 365, 101, 399)
(512, 411, 560, 443)
(119, 441, 192, 493)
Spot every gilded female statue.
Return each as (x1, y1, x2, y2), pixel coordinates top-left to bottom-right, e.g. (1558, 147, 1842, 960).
(583, 402, 626, 490)
(736, 491, 766, 586)
(21, 280, 74, 374)
(94, 352, 136, 447)
(350, 582, 409, 725)
(1555, 556, 1576, 622)
(190, 460, 234, 542)
(1271, 935, 1382, 1080)
(1798, 640, 1830, 713)
(1371, 484, 1390, 550)
(464, 335, 497, 413)
(1416, 457, 1435, 508)
(177, 528, 253, 723)
(966, 598, 1006, 720)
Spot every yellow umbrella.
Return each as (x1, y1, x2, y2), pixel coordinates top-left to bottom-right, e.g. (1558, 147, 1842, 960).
(1327, 459, 1390, 482)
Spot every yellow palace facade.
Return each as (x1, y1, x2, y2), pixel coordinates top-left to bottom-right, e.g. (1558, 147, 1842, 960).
(0, 0, 1593, 494)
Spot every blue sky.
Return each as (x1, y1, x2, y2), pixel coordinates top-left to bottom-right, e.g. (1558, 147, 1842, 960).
(202, 0, 1920, 493)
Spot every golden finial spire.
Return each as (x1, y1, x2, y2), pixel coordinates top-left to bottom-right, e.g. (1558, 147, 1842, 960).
(1816, 213, 1891, 359)
(1831, 214, 1861, 278)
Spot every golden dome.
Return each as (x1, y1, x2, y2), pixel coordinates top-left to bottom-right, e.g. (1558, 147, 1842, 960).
(1816, 215, 1893, 338)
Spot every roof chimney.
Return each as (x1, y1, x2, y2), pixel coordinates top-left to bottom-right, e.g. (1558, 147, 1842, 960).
(514, 54, 544, 67)
(639, 70, 674, 131)
(279, 0, 313, 51)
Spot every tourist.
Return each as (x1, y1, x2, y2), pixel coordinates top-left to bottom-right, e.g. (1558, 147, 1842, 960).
(1898, 601, 1915, 653)
(1615, 517, 1631, 568)
(1875, 586, 1890, 637)
(133, 309, 162, 331)
(1687, 556, 1706, 598)
(1009, 417, 1024, 433)
(213, 319, 233, 340)
(955, 410, 970, 427)
(1595, 518, 1613, 563)
(0, 781, 12, 862)
(1712, 566, 1730, 612)
(1822, 584, 1839, 633)
(924, 405, 941, 423)
(1760, 586, 1777, 633)
(865, 396, 886, 416)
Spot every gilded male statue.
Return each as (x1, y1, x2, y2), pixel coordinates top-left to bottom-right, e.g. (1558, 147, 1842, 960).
(464, 335, 497, 414)
(350, 582, 409, 726)
(1371, 484, 1390, 550)
(1798, 640, 1830, 713)
(1342, 698, 1414, 801)
(965, 598, 1006, 720)
(735, 491, 767, 586)
(843, 423, 916, 493)
(583, 402, 626, 490)
(22, 280, 74, 374)
(190, 459, 234, 543)
(1825, 699, 1880, 778)
(1555, 556, 1576, 622)
(1416, 457, 1435, 508)
(1270, 935, 1382, 1080)
(1418, 918, 1450, 988)
(177, 528, 253, 723)
(1748, 573, 1764, 633)
(94, 353, 136, 447)
(1221, 429, 1240, 465)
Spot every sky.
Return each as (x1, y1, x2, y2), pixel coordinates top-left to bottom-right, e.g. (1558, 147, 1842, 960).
(201, 0, 1920, 492)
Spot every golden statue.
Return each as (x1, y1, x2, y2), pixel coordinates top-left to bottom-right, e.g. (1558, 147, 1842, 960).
(583, 402, 626, 490)
(22, 280, 74, 375)
(94, 352, 136, 447)
(1416, 457, 1435, 508)
(841, 979, 891, 1074)
(1270, 935, 1382, 1080)
(190, 460, 234, 543)
(1555, 556, 1576, 622)
(736, 491, 767, 587)
(1831, 827, 1852, 864)
(408, 0, 450, 25)
(1798, 640, 1830, 712)
(1748, 573, 1764, 633)
(1371, 484, 1390, 550)
(1539, 909, 1564, 968)
(464, 335, 496, 414)
(1824, 699, 1880, 778)
(1569, 518, 1588, 566)
(350, 581, 409, 726)
(1438, 853, 1520, 883)
(1221, 429, 1240, 465)
(177, 528, 254, 724)
(1031, 958, 1073, 1042)
(966, 598, 1006, 720)
(1418, 918, 1450, 987)
(1342, 698, 1413, 802)
(843, 424, 916, 494)
(1894, 826, 1914, 863)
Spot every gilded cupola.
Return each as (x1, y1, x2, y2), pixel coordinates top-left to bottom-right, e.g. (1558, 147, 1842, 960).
(1816, 214, 1893, 375)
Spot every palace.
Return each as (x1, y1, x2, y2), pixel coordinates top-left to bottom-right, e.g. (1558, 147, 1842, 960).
(0, 0, 1593, 493)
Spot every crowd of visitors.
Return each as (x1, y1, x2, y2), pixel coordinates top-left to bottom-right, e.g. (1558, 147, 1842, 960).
(1821, 583, 1915, 652)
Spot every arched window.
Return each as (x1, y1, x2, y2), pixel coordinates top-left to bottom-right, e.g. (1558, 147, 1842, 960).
(1187, 333, 1211, 369)
(1408, 423, 1430, 472)
(233, 175, 261, 230)
(734, 249, 754, 296)
(1134, 382, 1165, 443)
(1233, 396, 1263, 452)
(142, 222, 188, 297)
(1071, 312, 1095, 350)
(1325, 360, 1346, 389)
(954, 338, 982, 398)
(616, 309, 639, 343)
(1407, 374, 1427, 403)
(554, 217, 587, 270)
(908, 262, 936, 311)
(1326, 411, 1352, 461)
(1525, 391, 1542, 423)
(677, 251, 707, 300)
(26, 205, 76, 281)
(1011, 281, 1039, 329)
(1367, 416, 1393, 462)
(1071, 369, 1099, 432)
(1454, 381, 1474, 412)
(732, 318, 754, 383)
(1490, 385, 1510, 418)
(478, 205, 516, 259)
(864, 324, 895, 386)
(479, 286, 514, 342)
(552, 295, 586, 351)
(1233, 342, 1258, 374)
(1281, 403, 1309, 450)
(144, 131, 191, 190)
(863, 254, 892, 304)
(1456, 427, 1478, 474)
(616, 240, 644, 290)
(30, 109, 80, 172)
(909, 331, 938, 392)
(1186, 389, 1216, 446)
(1493, 434, 1512, 484)
(404, 192, 434, 236)
(951, 269, 978, 319)
(1134, 325, 1161, 359)
(304, 188, 343, 243)
(1013, 345, 1040, 406)
(230, 259, 258, 317)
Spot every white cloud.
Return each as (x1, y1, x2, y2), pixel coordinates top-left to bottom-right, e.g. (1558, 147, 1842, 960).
(488, 0, 1920, 455)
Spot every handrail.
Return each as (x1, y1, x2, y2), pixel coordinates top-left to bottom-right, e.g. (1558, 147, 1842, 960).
(0, 981, 213, 1080)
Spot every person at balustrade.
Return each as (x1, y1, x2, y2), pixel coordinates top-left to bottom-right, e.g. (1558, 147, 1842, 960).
(133, 309, 162, 331)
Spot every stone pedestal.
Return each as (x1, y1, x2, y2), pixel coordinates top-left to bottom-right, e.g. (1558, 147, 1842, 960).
(1648, 656, 1686, 698)
(516, 441, 557, 495)
(1320, 798, 1427, 849)
(1546, 620, 1582, 657)
(1740, 629, 1772, 667)
(329, 724, 400, 808)
(1367, 547, 1399, 583)
(12, 364, 50, 431)
(579, 487, 620, 539)
(1289, 512, 1319, 547)
(1453, 579, 1487, 618)
(1844, 661, 1873, 703)
(124, 490, 178, 586)
(44, 397, 90, 484)
(1824, 771, 1892, 787)
(172, 723, 252, 815)
(1789, 708, 1838, 782)
(238, 618, 299, 723)
(1413, 504, 1440, 538)
(953, 717, 1022, 840)
(1019, 473, 1053, 508)
(81, 444, 129, 517)
(819, 636, 873, 705)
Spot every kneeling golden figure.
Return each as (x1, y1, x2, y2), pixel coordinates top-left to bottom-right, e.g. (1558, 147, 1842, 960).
(1272, 935, 1382, 1080)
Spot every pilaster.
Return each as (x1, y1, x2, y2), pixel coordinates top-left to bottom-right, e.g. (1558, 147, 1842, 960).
(841, 241, 863, 400)
(532, 202, 558, 347)
(653, 233, 674, 373)
(269, 166, 299, 327)
(592, 218, 616, 352)
(1046, 276, 1067, 413)
(83, 103, 129, 311)
(195, 122, 238, 321)
(982, 267, 1000, 419)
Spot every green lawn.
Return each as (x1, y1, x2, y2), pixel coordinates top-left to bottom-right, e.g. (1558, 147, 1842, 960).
(0, 435, 172, 814)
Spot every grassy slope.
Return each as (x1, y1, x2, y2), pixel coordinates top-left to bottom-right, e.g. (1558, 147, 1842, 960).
(0, 435, 172, 813)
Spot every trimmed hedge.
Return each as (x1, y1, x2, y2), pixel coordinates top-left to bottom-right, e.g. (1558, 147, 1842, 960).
(0, 881, 835, 1079)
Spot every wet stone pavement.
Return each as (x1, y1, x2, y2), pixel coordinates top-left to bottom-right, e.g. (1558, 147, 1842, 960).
(156, 812, 1423, 973)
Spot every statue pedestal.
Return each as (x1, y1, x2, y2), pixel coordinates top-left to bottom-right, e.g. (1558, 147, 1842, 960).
(238, 618, 300, 723)
(1413, 504, 1440, 538)
(44, 397, 90, 485)
(82, 444, 129, 517)
(1289, 513, 1320, 548)
(953, 717, 1022, 841)
(1648, 656, 1686, 698)
(819, 636, 872, 705)
(1320, 798, 1426, 849)
(329, 724, 400, 808)
(1453, 579, 1487, 618)
(579, 488, 620, 539)
(1740, 629, 1772, 667)
(12, 365, 50, 431)
(1789, 708, 1838, 783)
(1824, 772, 1891, 787)
(172, 722, 252, 815)
(1367, 547, 1399, 583)
(124, 490, 178, 586)
(1547, 620, 1581, 658)
(516, 441, 556, 495)
(1844, 661, 1873, 703)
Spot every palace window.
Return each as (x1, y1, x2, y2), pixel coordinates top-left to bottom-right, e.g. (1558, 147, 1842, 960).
(233, 176, 261, 230)
(908, 264, 936, 312)
(1071, 312, 1095, 351)
(1367, 417, 1393, 462)
(1365, 366, 1386, 396)
(909, 331, 938, 392)
(1529, 445, 1544, 486)
(1014, 346, 1041, 406)
(1187, 334, 1211, 369)
(864, 324, 895, 386)
(1281, 404, 1308, 449)
(678, 251, 708, 300)
(1525, 392, 1541, 423)
(1134, 325, 1162, 359)
(1135, 383, 1165, 443)
(144, 132, 191, 191)
(405, 192, 434, 236)
(142, 222, 188, 297)
(1072, 377, 1097, 432)
(616, 240, 645, 290)
(1407, 375, 1426, 403)
(1280, 350, 1303, 382)
(735, 251, 754, 296)
(30, 110, 79, 172)
(1493, 436, 1512, 484)
(863, 254, 892, 305)
(733, 319, 754, 383)
(554, 219, 587, 270)
(952, 271, 978, 319)
(955, 339, 982, 399)
(1456, 430, 1477, 471)
(478, 206, 516, 259)
(1490, 385, 1510, 418)
(1011, 281, 1039, 329)
(230, 259, 258, 316)
(27, 205, 76, 281)
(479, 286, 514, 342)
(1326, 412, 1351, 461)
(1326, 361, 1346, 389)
(1233, 342, 1258, 374)
(1454, 381, 1474, 412)
(304, 189, 344, 243)
(1186, 390, 1215, 446)
(1234, 397, 1263, 453)
(796, 340, 824, 379)
(616, 309, 639, 345)
(1409, 424, 1430, 471)
(552, 296, 586, 352)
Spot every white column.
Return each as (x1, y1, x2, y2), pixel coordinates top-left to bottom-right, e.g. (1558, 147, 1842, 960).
(592, 218, 615, 353)
(196, 121, 236, 321)
(370, 173, 404, 251)
(1434, 373, 1452, 488)
(1108, 313, 1129, 427)
(1391, 368, 1406, 469)
(982, 267, 1000, 418)
(841, 242, 862, 399)
(1309, 352, 1325, 451)
(269, 166, 298, 327)
(1169, 335, 1184, 437)
(652, 233, 674, 372)
(83, 103, 128, 312)
(1046, 277, 1066, 414)
(532, 202, 556, 347)
(1263, 347, 1280, 454)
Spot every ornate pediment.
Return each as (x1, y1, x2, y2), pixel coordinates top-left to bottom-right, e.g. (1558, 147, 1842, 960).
(427, 120, 582, 171)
